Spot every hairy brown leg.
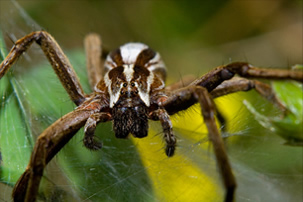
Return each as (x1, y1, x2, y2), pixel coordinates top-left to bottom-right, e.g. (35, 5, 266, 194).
(84, 33, 103, 90)
(195, 86, 236, 202)
(149, 108, 176, 156)
(83, 112, 112, 150)
(0, 31, 85, 105)
(209, 78, 287, 133)
(166, 75, 232, 130)
(211, 77, 286, 110)
(12, 108, 96, 202)
(162, 86, 236, 202)
(190, 62, 303, 92)
(165, 63, 302, 129)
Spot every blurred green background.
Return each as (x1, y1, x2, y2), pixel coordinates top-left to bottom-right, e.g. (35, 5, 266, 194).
(0, 0, 302, 201)
(1, 0, 302, 76)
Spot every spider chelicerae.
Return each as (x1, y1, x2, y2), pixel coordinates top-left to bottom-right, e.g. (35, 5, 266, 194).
(0, 31, 302, 202)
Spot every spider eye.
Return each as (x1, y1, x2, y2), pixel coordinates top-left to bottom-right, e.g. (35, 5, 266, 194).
(123, 83, 127, 87)
(131, 82, 135, 87)
(120, 90, 124, 94)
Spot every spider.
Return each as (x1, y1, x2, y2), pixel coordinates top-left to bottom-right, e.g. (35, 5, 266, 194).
(0, 31, 302, 202)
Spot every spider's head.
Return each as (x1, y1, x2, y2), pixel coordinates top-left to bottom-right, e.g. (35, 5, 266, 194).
(100, 42, 166, 138)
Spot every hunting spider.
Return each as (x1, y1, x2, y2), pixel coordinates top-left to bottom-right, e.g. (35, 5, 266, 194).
(0, 31, 302, 202)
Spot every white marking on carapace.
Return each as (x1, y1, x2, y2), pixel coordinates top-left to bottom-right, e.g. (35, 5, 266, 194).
(122, 63, 153, 107)
(147, 53, 166, 72)
(120, 43, 148, 64)
(104, 72, 111, 91)
(104, 42, 162, 108)
(104, 55, 116, 71)
(137, 71, 154, 107)
(110, 83, 123, 108)
(104, 72, 123, 108)
(146, 52, 160, 66)
(123, 64, 134, 83)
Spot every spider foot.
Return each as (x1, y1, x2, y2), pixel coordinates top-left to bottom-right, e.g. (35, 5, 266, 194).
(165, 144, 175, 157)
(149, 109, 176, 157)
(163, 125, 176, 157)
(83, 113, 111, 150)
(83, 135, 103, 150)
(83, 122, 103, 150)
(225, 187, 236, 202)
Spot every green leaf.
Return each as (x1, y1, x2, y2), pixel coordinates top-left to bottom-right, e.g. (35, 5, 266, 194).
(244, 77, 303, 145)
(0, 29, 33, 185)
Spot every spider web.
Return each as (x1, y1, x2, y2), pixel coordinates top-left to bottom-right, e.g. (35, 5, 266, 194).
(0, 1, 302, 201)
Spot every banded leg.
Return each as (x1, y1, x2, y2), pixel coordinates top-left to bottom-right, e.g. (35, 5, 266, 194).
(83, 112, 111, 150)
(162, 86, 236, 202)
(13, 109, 94, 202)
(0, 31, 85, 105)
(84, 33, 103, 90)
(149, 108, 176, 156)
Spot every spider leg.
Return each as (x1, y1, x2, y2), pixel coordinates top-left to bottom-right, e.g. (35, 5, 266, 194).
(83, 112, 111, 150)
(211, 77, 286, 111)
(84, 33, 104, 90)
(216, 109, 227, 132)
(12, 108, 96, 202)
(190, 62, 303, 92)
(165, 74, 228, 130)
(162, 86, 236, 202)
(149, 108, 176, 156)
(195, 87, 236, 202)
(0, 31, 86, 105)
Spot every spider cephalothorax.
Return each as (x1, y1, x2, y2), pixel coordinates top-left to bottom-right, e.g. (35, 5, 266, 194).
(0, 31, 302, 202)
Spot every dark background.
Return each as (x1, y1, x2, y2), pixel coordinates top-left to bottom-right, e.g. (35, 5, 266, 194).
(1, 0, 302, 77)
